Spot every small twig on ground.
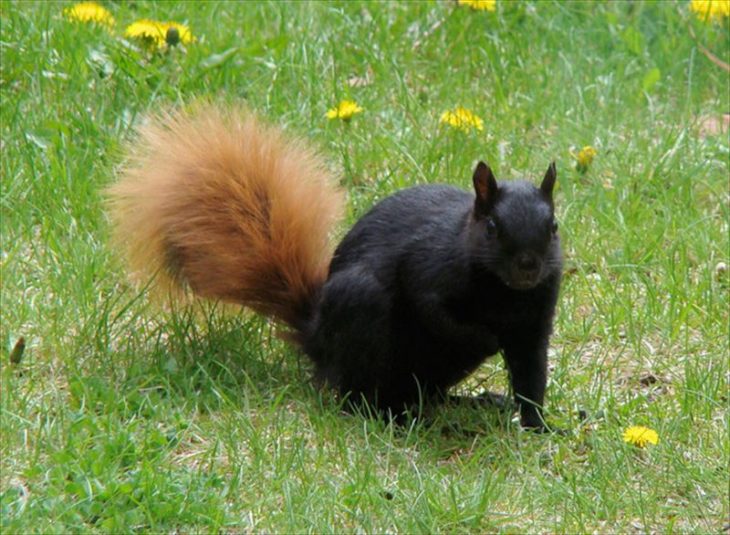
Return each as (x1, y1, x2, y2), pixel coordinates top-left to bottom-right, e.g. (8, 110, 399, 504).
(688, 23, 730, 72)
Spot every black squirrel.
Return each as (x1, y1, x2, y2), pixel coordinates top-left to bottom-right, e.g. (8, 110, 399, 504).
(108, 106, 562, 429)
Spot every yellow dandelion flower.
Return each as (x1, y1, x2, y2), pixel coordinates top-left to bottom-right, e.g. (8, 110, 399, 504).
(63, 1, 115, 28)
(689, 0, 730, 22)
(573, 145, 597, 171)
(440, 106, 484, 133)
(622, 425, 659, 448)
(125, 19, 194, 49)
(457, 0, 497, 11)
(326, 100, 363, 121)
(125, 19, 166, 47)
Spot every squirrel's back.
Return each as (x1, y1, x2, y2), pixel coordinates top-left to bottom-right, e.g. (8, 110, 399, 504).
(329, 184, 471, 275)
(107, 106, 344, 330)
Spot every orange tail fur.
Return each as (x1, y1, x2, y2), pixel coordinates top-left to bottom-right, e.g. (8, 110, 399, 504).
(107, 105, 344, 331)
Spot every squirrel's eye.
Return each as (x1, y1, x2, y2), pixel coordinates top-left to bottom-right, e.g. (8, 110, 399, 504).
(486, 218, 498, 236)
(551, 220, 559, 234)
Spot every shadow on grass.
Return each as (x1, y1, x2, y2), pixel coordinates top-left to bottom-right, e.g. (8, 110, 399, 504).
(67, 293, 558, 450)
(1, 299, 557, 532)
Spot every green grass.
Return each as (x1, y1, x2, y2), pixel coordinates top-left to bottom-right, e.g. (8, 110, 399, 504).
(1, 0, 728, 532)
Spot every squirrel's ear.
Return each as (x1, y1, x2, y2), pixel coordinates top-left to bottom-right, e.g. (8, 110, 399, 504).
(540, 161, 557, 198)
(473, 161, 498, 215)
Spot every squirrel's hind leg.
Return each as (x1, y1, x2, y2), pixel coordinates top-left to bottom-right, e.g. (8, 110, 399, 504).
(304, 266, 402, 412)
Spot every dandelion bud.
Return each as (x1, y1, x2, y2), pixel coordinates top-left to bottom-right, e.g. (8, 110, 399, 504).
(166, 27, 180, 46)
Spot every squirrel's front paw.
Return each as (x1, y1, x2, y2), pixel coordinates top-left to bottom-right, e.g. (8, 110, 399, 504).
(520, 414, 565, 434)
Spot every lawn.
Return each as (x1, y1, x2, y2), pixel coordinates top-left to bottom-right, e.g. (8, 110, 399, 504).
(1, 0, 728, 532)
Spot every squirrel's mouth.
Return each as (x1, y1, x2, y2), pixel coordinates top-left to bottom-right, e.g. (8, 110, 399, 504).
(504, 269, 542, 290)
(506, 278, 539, 290)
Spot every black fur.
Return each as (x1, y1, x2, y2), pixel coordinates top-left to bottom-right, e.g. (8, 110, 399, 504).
(303, 162, 562, 429)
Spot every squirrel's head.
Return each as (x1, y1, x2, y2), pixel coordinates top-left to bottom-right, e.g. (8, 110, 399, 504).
(468, 161, 562, 290)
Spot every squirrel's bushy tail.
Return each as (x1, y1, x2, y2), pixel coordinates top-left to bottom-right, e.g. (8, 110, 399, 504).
(107, 105, 344, 332)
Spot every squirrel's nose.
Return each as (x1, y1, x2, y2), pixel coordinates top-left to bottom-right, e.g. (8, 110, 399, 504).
(516, 253, 540, 274)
